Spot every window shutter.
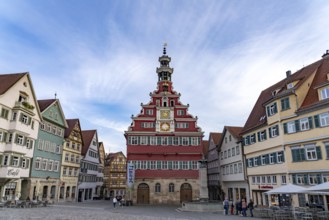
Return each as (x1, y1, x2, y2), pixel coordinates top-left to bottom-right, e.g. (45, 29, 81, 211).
(269, 127, 272, 138)
(276, 125, 279, 136)
(19, 113, 23, 122)
(295, 120, 300, 132)
(28, 117, 32, 125)
(266, 106, 270, 116)
(19, 157, 23, 167)
(274, 103, 278, 113)
(23, 137, 27, 146)
(137, 136, 140, 145)
(292, 149, 298, 162)
(3, 132, 7, 142)
(15, 134, 18, 144)
(283, 123, 288, 134)
(157, 137, 161, 145)
(10, 155, 13, 166)
(257, 132, 260, 142)
(258, 156, 261, 166)
(281, 99, 284, 110)
(26, 159, 30, 168)
(303, 174, 308, 184)
(265, 154, 269, 164)
(264, 130, 267, 140)
(0, 155, 2, 165)
(292, 174, 297, 184)
(168, 161, 172, 169)
(300, 149, 306, 161)
(308, 117, 313, 129)
(326, 144, 329, 159)
(316, 146, 322, 160)
(273, 152, 277, 163)
(314, 115, 320, 128)
(317, 174, 322, 184)
(281, 151, 285, 162)
(168, 137, 172, 145)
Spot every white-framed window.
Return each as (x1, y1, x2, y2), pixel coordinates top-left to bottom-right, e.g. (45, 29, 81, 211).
(44, 141, 50, 152)
(181, 137, 189, 146)
(259, 130, 266, 141)
(53, 161, 59, 172)
(161, 137, 168, 145)
(74, 168, 78, 176)
(238, 163, 242, 173)
(145, 109, 153, 115)
(69, 168, 72, 176)
(141, 161, 147, 169)
(191, 161, 198, 169)
(55, 145, 61, 154)
(63, 167, 67, 175)
(228, 149, 231, 157)
(75, 155, 80, 163)
(230, 165, 233, 174)
(250, 134, 256, 144)
(261, 155, 266, 165)
(277, 151, 283, 163)
(320, 87, 329, 100)
(267, 176, 271, 184)
(172, 137, 179, 145)
(42, 159, 47, 170)
(269, 153, 274, 164)
(272, 175, 277, 184)
(234, 164, 237, 174)
(141, 122, 155, 128)
(150, 136, 157, 145)
(281, 175, 287, 184)
(11, 111, 17, 121)
(149, 161, 156, 169)
(177, 110, 185, 116)
(225, 166, 229, 175)
(181, 161, 188, 170)
(21, 114, 28, 124)
(169, 183, 175, 193)
(26, 139, 33, 149)
(162, 161, 167, 169)
(232, 147, 235, 156)
(262, 176, 266, 184)
(191, 137, 199, 146)
(254, 157, 258, 166)
(267, 102, 278, 116)
(65, 153, 69, 162)
(236, 146, 240, 155)
(131, 136, 138, 145)
(48, 160, 53, 171)
(256, 176, 260, 184)
(305, 144, 317, 160)
(320, 112, 329, 127)
(16, 135, 24, 145)
(155, 183, 161, 193)
(12, 156, 19, 166)
(35, 158, 41, 169)
(140, 136, 148, 145)
(224, 151, 227, 158)
(176, 123, 189, 128)
(297, 175, 305, 185)
(300, 118, 310, 131)
(173, 161, 179, 170)
(309, 174, 319, 185)
(46, 123, 51, 132)
(70, 154, 74, 162)
(252, 177, 256, 184)
(248, 159, 253, 167)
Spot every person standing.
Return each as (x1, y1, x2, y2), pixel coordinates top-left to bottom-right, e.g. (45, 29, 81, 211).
(223, 197, 229, 215)
(235, 200, 240, 215)
(241, 198, 247, 217)
(248, 199, 254, 217)
(230, 200, 234, 215)
(113, 197, 117, 208)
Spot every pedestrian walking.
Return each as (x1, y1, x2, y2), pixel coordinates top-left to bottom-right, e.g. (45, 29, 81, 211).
(223, 197, 229, 215)
(235, 200, 240, 215)
(241, 198, 247, 217)
(248, 199, 254, 217)
(112, 197, 117, 208)
(230, 200, 234, 215)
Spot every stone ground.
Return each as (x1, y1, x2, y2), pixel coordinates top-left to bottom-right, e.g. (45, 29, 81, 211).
(0, 200, 260, 220)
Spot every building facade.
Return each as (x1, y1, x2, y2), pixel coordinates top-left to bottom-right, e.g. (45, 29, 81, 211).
(29, 99, 67, 202)
(241, 51, 329, 209)
(207, 132, 221, 201)
(105, 152, 126, 197)
(0, 73, 42, 201)
(125, 46, 204, 205)
(60, 119, 83, 202)
(78, 130, 100, 202)
(96, 142, 105, 198)
(218, 126, 249, 203)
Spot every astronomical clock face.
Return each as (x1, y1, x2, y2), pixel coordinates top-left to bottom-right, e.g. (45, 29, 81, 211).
(160, 110, 170, 119)
(160, 122, 170, 131)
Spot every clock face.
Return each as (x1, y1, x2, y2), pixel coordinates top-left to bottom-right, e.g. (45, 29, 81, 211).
(160, 122, 170, 131)
(160, 110, 170, 119)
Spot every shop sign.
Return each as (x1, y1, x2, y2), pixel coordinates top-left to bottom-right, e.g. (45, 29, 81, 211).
(258, 185, 273, 189)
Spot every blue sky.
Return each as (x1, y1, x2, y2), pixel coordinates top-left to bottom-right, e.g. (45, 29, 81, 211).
(1, 0, 328, 154)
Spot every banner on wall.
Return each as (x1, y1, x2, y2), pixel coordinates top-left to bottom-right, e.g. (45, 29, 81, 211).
(127, 162, 135, 189)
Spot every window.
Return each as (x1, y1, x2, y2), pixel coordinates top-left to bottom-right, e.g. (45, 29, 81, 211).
(305, 145, 317, 160)
(42, 159, 47, 170)
(234, 164, 237, 173)
(254, 157, 258, 166)
(145, 109, 153, 115)
(141, 122, 155, 128)
(181, 161, 188, 170)
(191, 137, 199, 146)
(26, 139, 33, 149)
(11, 112, 17, 121)
(296, 175, 305, 185)
(140, 136, 148, 145)
(149, 161, 156, 169)
(173, 161, 179, 170)
(155, 183, 161, 193)
(236, 146, 240, 155)
(269, 153, 274, 164)
(55, 145, 61, 154)
(269, 125, 279, 137)
(238, 163, 242, 173)
(248, 159, 253, 167)
(63, 167, 67, 175)
(224, 151, 227, 158)
(277, 151, 284, 163)
(131, 136, 138, 145)
(272, 176, 277, 184)
(48, 161, 53, 171)
(161, 137, 168, 145)
(176, 123, 189, 128)
(320, 87, 329, 100)
(261, 155, 266, 165)
(281, 97, 290, 111)
(172, 137, 179, 145)
(65, 153, 69, 162)
(258, 130, 267, 142)
(308, 175, 319, 185)
(181, 137, 189, 146)
(232, 147, 235, 156)
(16, 135, 24, 145)
(300, 118, 311, 131)
(250, 134, 256, 144)
(262, 176, 266, 184)
(150, 137, 157, 145)
(230, 165, 233, 174)
(267, 176, 271, 184)
(12, 156, 19, 166)
(0, 108, 9, 119)
(169, 183, 175, 193)
(35, 158, 41, 169)
(252, 177, 256, 184)
(141, 161, 147, 169)
(70, 155, 74, 162)
(267, 102, 278, 116)
(177, 110, 185, 116)
(53, 161, 59, 172)
(320, 112, 329, 127)
(21, 114, 28, 124)
(228, 149, 231, 157)
(191, 161, 198, 169)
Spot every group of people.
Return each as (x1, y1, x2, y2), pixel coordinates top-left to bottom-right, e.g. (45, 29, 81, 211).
(223, 197, 254, 217)
(112, 195, 124, 208)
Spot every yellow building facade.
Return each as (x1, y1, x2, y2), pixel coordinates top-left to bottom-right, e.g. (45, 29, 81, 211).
(241, 51, 329, 209)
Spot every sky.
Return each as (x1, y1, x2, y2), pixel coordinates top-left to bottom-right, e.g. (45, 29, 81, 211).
(1, 0, 328, 155)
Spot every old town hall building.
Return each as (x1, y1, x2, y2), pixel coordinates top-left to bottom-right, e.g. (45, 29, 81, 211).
(125, 46, 204, 205)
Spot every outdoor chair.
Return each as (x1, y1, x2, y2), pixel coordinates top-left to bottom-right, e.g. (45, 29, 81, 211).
(301, 212, 313, 220)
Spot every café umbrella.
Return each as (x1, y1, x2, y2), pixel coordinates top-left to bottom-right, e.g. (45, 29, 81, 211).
(264, 183, 307, 195)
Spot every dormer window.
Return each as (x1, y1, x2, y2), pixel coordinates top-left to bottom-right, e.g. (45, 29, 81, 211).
(320, 87, 329, 100)
(266, 102, 278, 117)
(287, 83, 294, 89)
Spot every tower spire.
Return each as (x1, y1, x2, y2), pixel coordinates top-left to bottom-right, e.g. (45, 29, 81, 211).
(163, 43, 167, 55)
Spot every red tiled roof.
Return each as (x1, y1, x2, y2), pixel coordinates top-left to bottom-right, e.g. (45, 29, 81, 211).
(0, 72, 27, 95)
(225, 126, 243, 139)
(242, 55, 328, 134)
(37, 99, 56, 112)
(81, 130, 96, 156)
(209, 132, 222, 145)
(64, 119, 80, 138)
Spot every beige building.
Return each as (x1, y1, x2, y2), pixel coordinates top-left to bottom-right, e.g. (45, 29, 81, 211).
(241, 51, 329, 209)
(105, 152, 126, 197)
(59, 119, 83, 202)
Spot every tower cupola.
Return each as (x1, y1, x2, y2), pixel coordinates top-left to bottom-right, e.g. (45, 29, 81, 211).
(156, 43, 174, 92)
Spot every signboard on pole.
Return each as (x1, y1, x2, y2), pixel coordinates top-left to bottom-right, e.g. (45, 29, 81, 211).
(127, 162, 135, 189)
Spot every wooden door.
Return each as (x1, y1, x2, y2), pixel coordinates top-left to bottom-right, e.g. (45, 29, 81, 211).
(180, 183, 192, 203)
(137, 183, 149, 204)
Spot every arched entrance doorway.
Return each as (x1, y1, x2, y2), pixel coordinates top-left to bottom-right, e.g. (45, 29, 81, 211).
(180, 183, 192, 203)
(137, 183, 149, 204)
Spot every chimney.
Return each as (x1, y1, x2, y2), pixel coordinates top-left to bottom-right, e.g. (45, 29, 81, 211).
(322, 50, 329, 58)
(286, 70, 291, 78)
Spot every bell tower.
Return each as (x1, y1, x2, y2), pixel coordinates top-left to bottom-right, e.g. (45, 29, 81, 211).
(156, 43, 174, 93)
